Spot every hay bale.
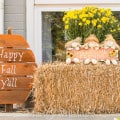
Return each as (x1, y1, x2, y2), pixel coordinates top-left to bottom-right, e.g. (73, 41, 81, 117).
(34, 62, 120, 114)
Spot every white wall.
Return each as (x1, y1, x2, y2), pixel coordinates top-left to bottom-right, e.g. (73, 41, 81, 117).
(35, 0, 120, 4)
(0, 0, 4, 33)
(4, 0, 26, 37)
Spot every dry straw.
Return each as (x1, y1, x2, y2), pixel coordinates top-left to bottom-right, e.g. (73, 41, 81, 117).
(34, 62, 120, 114)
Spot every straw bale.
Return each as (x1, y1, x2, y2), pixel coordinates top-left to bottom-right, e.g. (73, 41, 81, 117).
(34, 62, 120, 114)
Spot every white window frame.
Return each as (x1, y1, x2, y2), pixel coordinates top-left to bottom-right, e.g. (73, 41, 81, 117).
(26, 0, 120, 64)
(35, 0, 120, 4)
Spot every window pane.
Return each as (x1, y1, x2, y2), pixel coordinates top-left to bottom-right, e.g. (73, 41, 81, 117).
(42, 12, 65, 62)
(113, 11, 120, 40)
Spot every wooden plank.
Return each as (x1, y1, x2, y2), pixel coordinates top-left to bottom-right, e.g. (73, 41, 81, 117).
(0, 35, 29, 48)
(0, 90, 30, 104)
(0, 63, 37, 76)
(0, 48, 35, 62)
(0, 33, 36, 106)
(0, 77, 33, 90)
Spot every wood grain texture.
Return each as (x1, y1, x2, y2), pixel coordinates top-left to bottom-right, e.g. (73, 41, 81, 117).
(0, 90, 30, 104)
(0, 35, 29, 48)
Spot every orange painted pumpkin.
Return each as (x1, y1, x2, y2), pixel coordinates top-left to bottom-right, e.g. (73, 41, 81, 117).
(0, 34, 37, 104)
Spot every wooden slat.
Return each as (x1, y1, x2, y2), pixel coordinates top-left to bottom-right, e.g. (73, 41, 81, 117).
(0, 63, 37, 76)
(0, 48, 35, 62)
(0, 77, 33, 90)
(0, 35, 29, 48)
(0, 90, 30, 104)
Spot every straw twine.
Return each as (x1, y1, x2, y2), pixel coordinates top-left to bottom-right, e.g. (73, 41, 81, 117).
(34, 62, 120, 114)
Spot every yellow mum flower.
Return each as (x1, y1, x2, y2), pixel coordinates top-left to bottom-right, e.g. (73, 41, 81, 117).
(88, 13, 94, 18)
(100, 9, 104, 13)
(113, 29, 116, 32)
(79, 15, 83, 19)
(62, 16, 66, 21)
(110, 29, 114, 32)
(106, 11, 112, 17)
(63, 6, 120, 42)
(97, 25, 102, 28)
(92, 9, 97, 14)
(92, 19, 97, 26)
(65, 25, 69, 30)
(110, 29, 116, 32)
(73, 15, 77, 19)
(98, 12, 101, 16)
(97, 18, 100, 21)
(101, 17, 109, 23)
(79, 22, 82, 26)
(82, 14, 88, 17)
(65, 20, 69, 24)
(118, 27, 120, 31)
(86, 20, 90, 25)
(110, 21, 113, 24)
(67, 11, 75, 19)
(82, 18, 86, 22)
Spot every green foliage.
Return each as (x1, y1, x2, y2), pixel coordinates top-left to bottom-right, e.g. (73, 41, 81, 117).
(46, 12, 66, 61)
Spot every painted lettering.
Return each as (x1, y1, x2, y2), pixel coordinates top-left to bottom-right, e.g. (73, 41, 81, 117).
(1, 79, 7, 89)
(1, 77, 17, 89)
(2, 65, 16, 74)
(8, 52, 14, 61)
(0, 49, 24, 61)
(19, 52, 24, 61)
(0, 49, 4, 58)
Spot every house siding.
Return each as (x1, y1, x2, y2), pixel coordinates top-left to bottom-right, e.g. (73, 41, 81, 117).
(0, 0, 4, 33)
(4, 0, 26, 37)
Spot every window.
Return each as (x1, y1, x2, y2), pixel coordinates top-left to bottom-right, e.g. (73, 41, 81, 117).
(42, 11, 120, 62)
(113, 11, 120, 39)
(42, 12, 65, 62)
(27, 0, 120, 64)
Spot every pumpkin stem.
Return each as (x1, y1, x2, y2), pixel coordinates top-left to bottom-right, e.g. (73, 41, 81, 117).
(7, 27, 12, 34)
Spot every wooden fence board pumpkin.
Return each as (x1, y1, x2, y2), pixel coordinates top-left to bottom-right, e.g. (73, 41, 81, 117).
(0, 33, 37, 106)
